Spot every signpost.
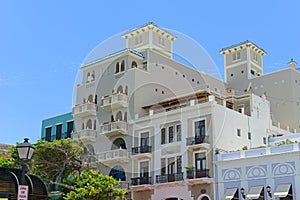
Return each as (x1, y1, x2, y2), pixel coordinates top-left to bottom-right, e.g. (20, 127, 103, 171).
(17, 185, 28, 200)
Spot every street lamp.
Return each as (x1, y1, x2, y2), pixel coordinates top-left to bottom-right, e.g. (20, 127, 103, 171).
(16, 138, 35, 185)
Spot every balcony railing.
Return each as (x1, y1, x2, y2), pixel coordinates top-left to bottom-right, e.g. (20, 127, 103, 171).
(156, 172, 184, 183)
(186, 169, 209, 179)
(72, 102, 97, 118)
(97, 149, 130, 164)
(131, 177, 151, 186)
(186, 136, 209, 146)
(71, 129, 97, 142)
(132, 146, 152, 155)
(100, 121, 127, 137)
(101, 93, 128, 111)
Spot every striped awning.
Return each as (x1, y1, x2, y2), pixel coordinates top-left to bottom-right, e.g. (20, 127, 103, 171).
(246, 186, 263, 199)
(274, 184, 291, 198)
(223, 188, 238, 200)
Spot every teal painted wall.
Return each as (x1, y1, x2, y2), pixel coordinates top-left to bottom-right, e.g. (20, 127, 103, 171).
(41, 112, 75, 141)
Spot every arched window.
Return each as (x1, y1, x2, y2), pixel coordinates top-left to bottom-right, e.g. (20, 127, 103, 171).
(117, 85, 123, 93)
(94, 95, 98, 104)
(93, 120, 97, 130)
(87, 95, 93, 103)
(124, 112, 127, 122)
(86, 72, 91, 82)
(116, 111, 122, 121)
(86, 119, 92, 129)
(82, 123, 85, 130)
(111, 115, 115, 122)
(125, 86, 128, 95)
(131, 61, 137, 68)
(91, 71, 95, 81)
(112, 138, 127, 150)
(121, 60, 125, 71)
(109, 166, 126, 181)
(115, 62, 120, 73)
(83, 98, 86, 103)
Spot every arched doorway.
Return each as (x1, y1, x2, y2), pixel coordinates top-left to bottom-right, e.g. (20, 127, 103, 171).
(109, 166, 126, 181)
(112, 138, 126, 150)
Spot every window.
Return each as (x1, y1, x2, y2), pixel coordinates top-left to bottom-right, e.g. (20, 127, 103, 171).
(142, 62, 147, 70)
(141, 132, 149, 146)
(161, 158, 166, 175)
(263, 137, 266, 144)
(115, 62, 120, 73)
(233, 51, 240, 61)
(176, 125, 181, 141)
(237, 129, 241, 137)
(161, 128, 166, 144)
(45, 127, 52, 141)
(67, 121, 74, 138)
(56, 124, 62, 140)
(176, 156, 182, 173)
(169, 126, 174, 143)
(248, 132, 251, 140)
(195, 152, 207, 178)
(250, 69, 255, 75)
(131, 61, 137, 68)
(140, 161, 149, 179)
(121, 60, 125, 72)
(195, 120, 206, 139)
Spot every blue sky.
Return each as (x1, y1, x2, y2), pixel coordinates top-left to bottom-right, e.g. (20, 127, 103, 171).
(1, 1, 300, 144)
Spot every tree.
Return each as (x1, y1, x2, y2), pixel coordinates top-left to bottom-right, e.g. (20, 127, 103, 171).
(63, 170, 126, 200)
(31, 139, 83, 188)
(0, 156, 15, 168)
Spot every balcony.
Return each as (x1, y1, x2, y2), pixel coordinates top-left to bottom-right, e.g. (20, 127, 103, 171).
(72, 102, 98, 118)
(96, 149, 130, 164)
(131, 177, 151, 186)
(131, 146, 152, 158)
(186, 169, 209, 179)
(100, 121, 127, 137)
(186, 136, 210, 149)
(101, 93, 128, 111)
(156, 173, 184, 184)
(71, 129, 97, 143)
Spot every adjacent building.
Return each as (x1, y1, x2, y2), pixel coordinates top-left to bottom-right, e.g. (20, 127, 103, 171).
(71, 23, 295, 200)
(41, 112, 75, 142)
(214, 142, 300, 199)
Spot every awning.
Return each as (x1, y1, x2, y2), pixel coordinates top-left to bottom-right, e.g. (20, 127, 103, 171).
(274, 184, 291, 198)
(223, 188, 238, 200)
(246, 186, 263, 199)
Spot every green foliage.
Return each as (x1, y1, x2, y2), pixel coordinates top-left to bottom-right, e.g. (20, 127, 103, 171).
(0, 156, 15, 168)
(31, 139, 84, 183)
(184, 166, 195, 172)
(63, 170, 126, 200)
(275, 139, 295, 146)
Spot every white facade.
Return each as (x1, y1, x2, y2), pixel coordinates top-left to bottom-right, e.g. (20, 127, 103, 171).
(71, 23, 293, 200)
(214, 143, 300, 199)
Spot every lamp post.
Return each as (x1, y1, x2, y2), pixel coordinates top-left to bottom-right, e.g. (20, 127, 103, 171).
(16, 138, 35, 185)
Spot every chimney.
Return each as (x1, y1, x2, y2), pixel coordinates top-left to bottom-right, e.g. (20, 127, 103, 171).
(288, 58, 297, 69)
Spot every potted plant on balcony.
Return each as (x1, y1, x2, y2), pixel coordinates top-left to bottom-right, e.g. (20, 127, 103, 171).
(184, 166, 195, 179)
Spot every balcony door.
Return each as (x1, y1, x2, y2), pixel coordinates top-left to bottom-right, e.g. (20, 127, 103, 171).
(140, 132, 150, 153)
(194, 120, 206, 143)
(167, 157, 175, 182)
(195, 152, 207, 178)
(140, 161, 149, 184)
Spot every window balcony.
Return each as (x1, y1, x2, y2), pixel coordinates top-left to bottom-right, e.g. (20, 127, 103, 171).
(131, 146, 152, 158)
(101, 93, 128, 111)
(186, 136, 210, 149)
(73, 102, 98, 118)
(71, 129, 97, 143)
(96, 149, 130, 164)
(131, 177, 151, 186)
(186, 169, 209, 179)
(156, 173, 184, 183)
(100, 121, 127, 137)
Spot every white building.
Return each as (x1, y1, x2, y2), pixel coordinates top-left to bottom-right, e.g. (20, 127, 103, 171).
(214, 143, 300, 199)
(71, 23, 293, 200)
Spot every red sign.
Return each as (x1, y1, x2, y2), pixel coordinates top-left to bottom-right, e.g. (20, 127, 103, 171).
(18, 185, 28, 200)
